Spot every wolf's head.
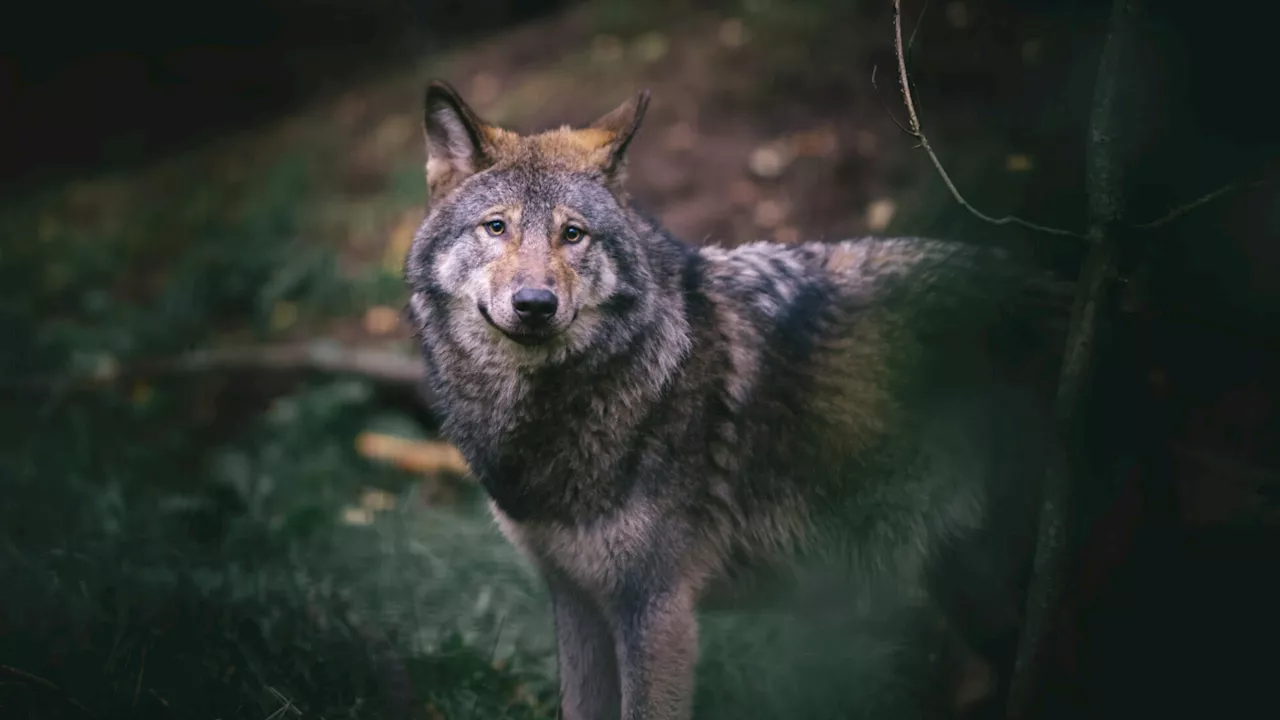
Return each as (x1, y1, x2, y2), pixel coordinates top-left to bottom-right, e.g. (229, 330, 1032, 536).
(405, 80, 666, 366)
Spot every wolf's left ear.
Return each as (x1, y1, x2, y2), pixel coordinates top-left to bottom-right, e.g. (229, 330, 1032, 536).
(587, 90, 651, 184)
(423, 80, 493, 202)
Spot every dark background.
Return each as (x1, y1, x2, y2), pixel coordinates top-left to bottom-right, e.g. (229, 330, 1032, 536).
(0, 0, 571, 191)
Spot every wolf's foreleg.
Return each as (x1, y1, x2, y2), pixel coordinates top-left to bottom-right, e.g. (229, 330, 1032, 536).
(611, 582, 699, 720)
(547, 570, 622, 720)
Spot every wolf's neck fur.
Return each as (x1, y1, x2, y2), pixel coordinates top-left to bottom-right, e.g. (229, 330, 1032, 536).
(427, 217, 695, 524)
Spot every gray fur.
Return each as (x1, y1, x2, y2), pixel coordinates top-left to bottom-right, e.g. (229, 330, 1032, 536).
(404, 81, 1053, 720)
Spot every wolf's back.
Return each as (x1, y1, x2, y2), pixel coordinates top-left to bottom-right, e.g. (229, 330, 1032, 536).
(686, 236, 1058, 717)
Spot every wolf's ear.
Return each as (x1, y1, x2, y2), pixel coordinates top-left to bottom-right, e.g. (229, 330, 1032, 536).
(586, 89, 651, 185)
(423, 80, 493, 201)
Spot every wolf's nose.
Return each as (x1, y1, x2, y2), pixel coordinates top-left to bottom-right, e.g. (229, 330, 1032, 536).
(512, 288, 559, 325)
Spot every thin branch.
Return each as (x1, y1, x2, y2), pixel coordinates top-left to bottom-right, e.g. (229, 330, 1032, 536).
(906, 0, 931, 55)
(889, 0, 1084, 239)
(870, 64, 915, 136)
(1132, 178, 1267, 229)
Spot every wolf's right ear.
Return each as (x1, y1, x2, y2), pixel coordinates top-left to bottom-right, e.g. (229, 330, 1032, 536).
(586, 89, 652, 187)
(423, 80, 493, 201)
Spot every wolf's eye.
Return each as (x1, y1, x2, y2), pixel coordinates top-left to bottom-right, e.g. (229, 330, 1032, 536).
(563, 225, 585, 244)
(483, 220, 506, 236)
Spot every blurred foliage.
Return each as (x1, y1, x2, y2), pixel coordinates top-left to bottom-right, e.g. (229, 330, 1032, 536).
(590, 0, 865, 97)
(738, 0, 867, 96)
(0, 142, 559, 718)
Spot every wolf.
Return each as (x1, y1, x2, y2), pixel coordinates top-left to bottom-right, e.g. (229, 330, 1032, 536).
(403, 80, 1057, 720)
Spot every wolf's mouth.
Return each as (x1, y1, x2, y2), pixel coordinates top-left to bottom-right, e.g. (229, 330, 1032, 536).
(477, 302, 556, 347)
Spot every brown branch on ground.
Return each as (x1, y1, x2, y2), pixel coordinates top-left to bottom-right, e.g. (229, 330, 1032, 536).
(0, 341, 428, 394)
(166, 342, 426, 385)
(889, 0, 1084, 239)
(355, 431, 471, 477)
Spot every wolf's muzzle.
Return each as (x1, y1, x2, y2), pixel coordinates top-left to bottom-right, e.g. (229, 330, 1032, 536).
(512, 288, 559, 327)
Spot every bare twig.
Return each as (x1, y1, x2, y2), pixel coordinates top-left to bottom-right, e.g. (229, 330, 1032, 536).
(890, 0, 1084, 239)
(906, 0, 931, 54)
(1132, 179, 1267, 229)
(870, 64, 915, 136)
(264, 687, 301, 719)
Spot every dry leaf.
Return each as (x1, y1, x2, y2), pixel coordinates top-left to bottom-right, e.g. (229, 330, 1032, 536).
(748, 143, 793, 179)
(774, 226, 801, 244)
(1005, 154, 1034, 172)
(865, 198, 897, 231)
(359, 488, 397, 512)
(753, 198, 790, 228)
(355, 431, 472, 476)
(792, 126, 839, 158)
(718, 18, 748, 48)
(363, 305, 401, 336)
(341, 506, 375, 526)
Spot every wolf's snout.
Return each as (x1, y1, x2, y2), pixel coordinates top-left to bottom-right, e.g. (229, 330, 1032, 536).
(512, 288, 559, 326)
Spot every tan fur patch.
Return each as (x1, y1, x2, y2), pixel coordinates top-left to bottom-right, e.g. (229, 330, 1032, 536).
(479, 205, 524, 297)
(474, 122, 621, 173)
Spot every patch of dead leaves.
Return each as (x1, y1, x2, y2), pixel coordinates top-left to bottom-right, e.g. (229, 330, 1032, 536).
(747, 126, 841, 179)
(362, 306, 402, 336)
(865, 197, 898, 232)
(355, 431, 471, 477)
